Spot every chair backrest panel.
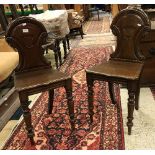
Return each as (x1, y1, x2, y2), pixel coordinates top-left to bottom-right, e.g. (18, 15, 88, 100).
(5, 16, 51, 74)
(110, 8, 151, 62)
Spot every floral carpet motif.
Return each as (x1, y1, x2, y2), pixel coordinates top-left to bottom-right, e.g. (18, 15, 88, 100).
(3, 46, 125, 150)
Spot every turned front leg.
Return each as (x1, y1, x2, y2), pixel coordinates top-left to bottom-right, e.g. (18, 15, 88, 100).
(19, 92, 34, 144)
(127, 81, 136, 135)
(65, 79, 74, 130)
(86, 74, 94, 123)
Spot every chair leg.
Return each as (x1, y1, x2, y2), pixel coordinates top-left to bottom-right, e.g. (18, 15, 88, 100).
(48, 89, 54, 114)
(62, 38, 67, 59)
(65, 79, 74, 130)
(108, 82, 117, 104)
(127, 81, 136, 135)
(19, 92, 34, 144)
(86, 73, 94, 123)
(135, 81, 140, 110)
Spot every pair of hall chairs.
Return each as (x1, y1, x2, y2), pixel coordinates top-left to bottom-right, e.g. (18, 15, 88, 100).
(5, 8, 150, 144)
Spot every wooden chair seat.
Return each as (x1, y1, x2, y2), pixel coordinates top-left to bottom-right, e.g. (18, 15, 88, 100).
(86, 60, 143, 80)
(15, 69, 70, 92)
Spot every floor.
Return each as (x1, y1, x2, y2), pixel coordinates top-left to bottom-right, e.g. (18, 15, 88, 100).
(1, 11, 155, 149)
(121, 88, 155, 149)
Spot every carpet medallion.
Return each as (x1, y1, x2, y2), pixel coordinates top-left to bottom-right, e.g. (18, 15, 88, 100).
(3, 46, 125, 150)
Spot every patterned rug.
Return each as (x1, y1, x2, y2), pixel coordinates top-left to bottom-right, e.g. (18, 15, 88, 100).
(83, 12, 112, 34)
(70, 33, 116, 51)
(70, 12, 115, 49)
(3, 46, 125, 150)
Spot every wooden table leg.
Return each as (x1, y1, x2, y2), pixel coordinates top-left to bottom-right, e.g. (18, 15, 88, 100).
(127, 81, 136, 135)
(66, 35, 70, 50)
(86, 74, 94, 123)
(53, 48, 59, 69)
(19, 92, 34, 144)
(56, 40, 62, 66)
(62, 38, 67, 59)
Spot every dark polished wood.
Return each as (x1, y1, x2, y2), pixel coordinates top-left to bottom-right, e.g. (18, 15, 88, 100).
(5, 16, 74, 144)
(86, 8, 150, 135)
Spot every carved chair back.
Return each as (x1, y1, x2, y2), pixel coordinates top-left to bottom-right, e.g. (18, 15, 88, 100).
(5, 16, 51, 74)
(110, 8, 151, 62)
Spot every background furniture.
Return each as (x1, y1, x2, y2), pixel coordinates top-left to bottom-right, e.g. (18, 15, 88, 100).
(18, 4, 40, 15)
(86, 8, 150, 135)
(5, 17, 74, 144)
(67, 10, 84, 39)
(118, 4, 128, 11)
(88, 5, 100, 21)
(0, 4, 9, 32)
(29, 10, 70, 67)
(42, 38, 62, 69)
(0, 38, 19, 131)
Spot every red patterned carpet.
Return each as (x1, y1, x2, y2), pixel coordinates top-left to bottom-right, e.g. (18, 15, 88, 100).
(3, 46, 125, 150)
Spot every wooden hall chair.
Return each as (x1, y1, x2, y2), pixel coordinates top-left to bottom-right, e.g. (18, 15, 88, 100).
(86, 8, 150, 135)
(5, 16, 74, 144)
